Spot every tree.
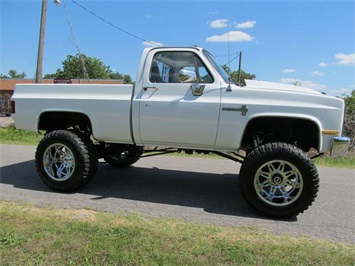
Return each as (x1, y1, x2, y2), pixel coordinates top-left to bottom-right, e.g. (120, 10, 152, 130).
(123, 75, 132, 84)
(0, 69, 26, 79)
(44, 53, 132, 83)
(54, 54, 111, 79)
(222, 65, 256, 86)
(108, 71, 123, 80)
(343, 90, 355, 152)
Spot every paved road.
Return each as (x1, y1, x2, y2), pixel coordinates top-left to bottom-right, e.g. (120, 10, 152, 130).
(1, 144, 354, 244)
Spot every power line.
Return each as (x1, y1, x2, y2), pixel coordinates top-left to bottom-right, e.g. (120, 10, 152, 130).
(224, 53, 240, 66)
(70, 0, 160, 47)
(63, 0, 90, 82)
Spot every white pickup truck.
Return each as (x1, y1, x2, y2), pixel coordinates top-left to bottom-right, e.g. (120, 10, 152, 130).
(11, 46, 350, 218)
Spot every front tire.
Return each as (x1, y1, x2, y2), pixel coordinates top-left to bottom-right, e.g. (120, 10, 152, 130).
(35, 130, 98, 192)
(239, 142, 319, 218)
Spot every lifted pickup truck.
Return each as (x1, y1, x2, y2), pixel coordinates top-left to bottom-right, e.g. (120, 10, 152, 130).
(11, 46, 350, 218)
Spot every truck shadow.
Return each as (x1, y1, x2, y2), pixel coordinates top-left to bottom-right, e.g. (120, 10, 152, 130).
(0, 160, 296, 221)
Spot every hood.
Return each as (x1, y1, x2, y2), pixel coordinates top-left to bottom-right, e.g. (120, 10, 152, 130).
(245, 80, 322, 95)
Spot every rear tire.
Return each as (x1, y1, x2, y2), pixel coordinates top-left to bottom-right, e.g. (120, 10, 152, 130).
(35, 130, 98, 191)
(239, 142, 319, 218)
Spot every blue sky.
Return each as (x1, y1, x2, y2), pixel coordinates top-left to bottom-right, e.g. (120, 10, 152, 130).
(1, 0, 354, 96)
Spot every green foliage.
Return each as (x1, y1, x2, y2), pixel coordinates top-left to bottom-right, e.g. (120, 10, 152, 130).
(0, 232, 23, 249)
(54, 54, 113, 79)
(222, 65, 256, 86)
(343, 90, 355, 115)
(313, 155, 355, 168)
(123, 74, 132, 84)
(8, 69, 26, 78)
(0, 69, 26, 79)
(44, 53, 133, 83)
(108, 71, 123, 80)
(0, 125, 43, 145)
(343, 90, 355, 151)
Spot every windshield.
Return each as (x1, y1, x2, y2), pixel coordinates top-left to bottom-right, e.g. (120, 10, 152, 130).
(203, 49, 232, 84)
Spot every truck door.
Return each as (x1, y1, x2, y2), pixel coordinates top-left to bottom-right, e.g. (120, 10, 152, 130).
(137, 50, 221, 149)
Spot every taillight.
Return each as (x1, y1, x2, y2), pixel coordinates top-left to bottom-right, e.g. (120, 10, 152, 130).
(11, 100, 15, 114)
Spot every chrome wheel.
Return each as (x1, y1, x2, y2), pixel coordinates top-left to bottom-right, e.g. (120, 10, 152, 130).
(240, 142, 319, 218)
(43, 143, 75, 181)
(254, 160, 303, 207)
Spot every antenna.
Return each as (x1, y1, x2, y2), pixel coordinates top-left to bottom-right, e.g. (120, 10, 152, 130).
(238, 51, 242, 86)
(227, 23, 232, 91)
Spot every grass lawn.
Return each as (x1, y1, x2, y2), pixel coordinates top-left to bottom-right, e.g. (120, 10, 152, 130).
(1, 201, 354, 266)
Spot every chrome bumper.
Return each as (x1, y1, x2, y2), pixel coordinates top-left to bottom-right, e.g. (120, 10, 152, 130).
(331, 136, 351, 157)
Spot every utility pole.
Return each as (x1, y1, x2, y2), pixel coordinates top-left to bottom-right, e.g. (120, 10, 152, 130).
(36, 0, 47, 83)
(238, 51, 242, 86)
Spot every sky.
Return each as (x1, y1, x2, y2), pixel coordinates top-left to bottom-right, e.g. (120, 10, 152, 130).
(0, 0, 354, 96)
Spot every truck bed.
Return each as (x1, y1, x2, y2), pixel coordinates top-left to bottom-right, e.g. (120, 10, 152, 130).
(11, 84, 134, 143)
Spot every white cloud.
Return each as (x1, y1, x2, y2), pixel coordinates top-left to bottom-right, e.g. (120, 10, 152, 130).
(235, 21, 256, 29)
(142, 41, 163, 47)
(206, 31, 254, 43)
(338, 88, 353, 96)
(279, 78, 300, 84)
(282, 69, 296, 73)
(209, 19, 229, 29)
(280, 78, 353, 96)
(310, 71, 325, 76)
(279, 78, 328, 91)
(335, 53, 355, 66)
(319, 62, 328, 67)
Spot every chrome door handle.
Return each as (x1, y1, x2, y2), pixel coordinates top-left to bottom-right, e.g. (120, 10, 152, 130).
(143, 87, 158, 91)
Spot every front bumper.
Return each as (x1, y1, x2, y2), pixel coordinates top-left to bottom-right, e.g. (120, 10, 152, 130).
(331, 136, 351, 157)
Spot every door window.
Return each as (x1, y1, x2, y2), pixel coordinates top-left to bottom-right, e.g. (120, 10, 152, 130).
(149, 51, 213, 84)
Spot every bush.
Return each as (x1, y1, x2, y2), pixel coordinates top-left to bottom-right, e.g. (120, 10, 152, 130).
(343, 90, 355, 152)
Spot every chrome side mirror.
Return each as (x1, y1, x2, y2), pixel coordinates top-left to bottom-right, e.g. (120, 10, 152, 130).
(179, 68, 196, 83)
(190, 83, 205, 96)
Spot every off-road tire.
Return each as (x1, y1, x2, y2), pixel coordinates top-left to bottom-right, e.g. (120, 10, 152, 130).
(35, 130, 98, 191)
(239, 142, 319, 218)
(104, 146, 143, 168)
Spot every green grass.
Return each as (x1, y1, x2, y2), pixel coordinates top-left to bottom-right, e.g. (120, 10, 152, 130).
(0, 200, 354, 266)
(0, 125, 354, 168)
(313, 154, 355, 168)
(0, 124, 43, 145)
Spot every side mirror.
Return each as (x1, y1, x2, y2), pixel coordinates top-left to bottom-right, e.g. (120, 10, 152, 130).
(190, 83, 205, 96)
(179, 68, 196, 83)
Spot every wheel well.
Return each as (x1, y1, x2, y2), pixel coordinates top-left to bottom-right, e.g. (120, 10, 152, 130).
(38, 112, 92, 132)
(241, 117, 319, 152)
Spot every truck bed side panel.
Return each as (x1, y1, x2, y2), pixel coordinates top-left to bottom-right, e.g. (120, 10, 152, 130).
(12, 84, 134, 143)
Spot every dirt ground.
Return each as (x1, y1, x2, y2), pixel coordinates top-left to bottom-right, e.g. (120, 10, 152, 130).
(0, 116, 14, 128)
